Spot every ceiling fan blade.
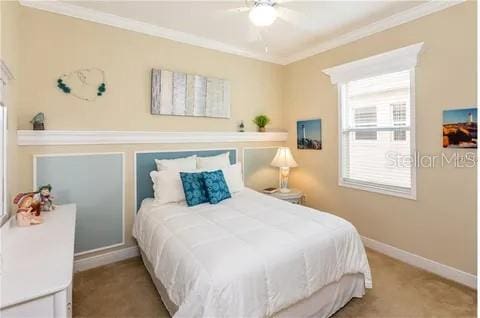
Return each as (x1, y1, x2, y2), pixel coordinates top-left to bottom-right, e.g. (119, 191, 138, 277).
(276, 6, 315, 31)
(226, 6, 250, 14)
(246, 23, 262, 43)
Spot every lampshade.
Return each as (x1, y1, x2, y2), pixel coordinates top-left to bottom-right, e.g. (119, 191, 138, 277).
(271, 147, 298, 168)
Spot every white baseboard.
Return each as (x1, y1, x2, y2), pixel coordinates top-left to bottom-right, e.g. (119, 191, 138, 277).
(73, 238, 477, 290)
(361, 236, 477, 289)
(74, 246, 139, 272)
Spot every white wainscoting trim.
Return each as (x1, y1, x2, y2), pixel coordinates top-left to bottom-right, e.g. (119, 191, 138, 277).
(74, 246, 139, 272)
(362, 236, 477, 289)
(17, 130, 288, 146)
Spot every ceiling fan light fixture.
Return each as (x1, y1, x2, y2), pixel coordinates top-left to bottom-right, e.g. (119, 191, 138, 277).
(249, 3, 277, 27)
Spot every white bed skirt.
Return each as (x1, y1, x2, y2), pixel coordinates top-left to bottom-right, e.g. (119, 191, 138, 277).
(140, 250, 365, 318)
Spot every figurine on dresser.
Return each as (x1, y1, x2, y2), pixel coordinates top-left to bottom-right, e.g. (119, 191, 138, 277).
(13, 184, 55, 226)
(34, 184, 55, 211)
(13, 192, 43, 226)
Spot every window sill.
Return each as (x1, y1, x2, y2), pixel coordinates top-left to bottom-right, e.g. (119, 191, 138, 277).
(339, 179, 416, 200)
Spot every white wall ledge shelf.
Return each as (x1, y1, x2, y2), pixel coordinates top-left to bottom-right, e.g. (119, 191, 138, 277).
(17, 130, 288, 146)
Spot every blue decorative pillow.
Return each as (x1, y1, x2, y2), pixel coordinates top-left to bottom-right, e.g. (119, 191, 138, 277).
(180, 172, 208, 207)
(202, 170, 231, 204)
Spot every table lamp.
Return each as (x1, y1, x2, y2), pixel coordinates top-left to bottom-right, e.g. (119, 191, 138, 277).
(270, 147, 298, 193)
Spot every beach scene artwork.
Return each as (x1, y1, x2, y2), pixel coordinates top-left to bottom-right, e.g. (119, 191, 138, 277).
(443, 107, 477, 148)
(297, 119, 322, 150)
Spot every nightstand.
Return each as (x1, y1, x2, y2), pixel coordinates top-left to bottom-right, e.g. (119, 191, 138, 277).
(267, 189, 305, 205)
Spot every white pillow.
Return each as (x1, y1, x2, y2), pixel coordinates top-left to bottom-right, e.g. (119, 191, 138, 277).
(155, 155, 196, 171)
(150, 161, 243, 204)
(196, 152, 231, 170)
(150, 170, 186, 204)
(222, 163, 244, 193)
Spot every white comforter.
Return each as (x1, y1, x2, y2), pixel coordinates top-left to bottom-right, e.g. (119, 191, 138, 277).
(133, 188, 372, 318)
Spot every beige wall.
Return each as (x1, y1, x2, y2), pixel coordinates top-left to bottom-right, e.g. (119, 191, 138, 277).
(1, 1, 20, 220)
(5, 1, 477, 273)
(284, 2, 476, 274)
(17, 7, 284, 132)
(11, 5, 286, 258)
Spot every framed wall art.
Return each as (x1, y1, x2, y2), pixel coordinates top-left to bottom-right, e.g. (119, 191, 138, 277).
(297, 119, 322, 150)
(151, 69, 230, 118)
(443, 107, 477, 148)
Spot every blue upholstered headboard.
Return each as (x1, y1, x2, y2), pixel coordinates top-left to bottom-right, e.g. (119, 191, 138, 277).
(135, 149, 237, 211)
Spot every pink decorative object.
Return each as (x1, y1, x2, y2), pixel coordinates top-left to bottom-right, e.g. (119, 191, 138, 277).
(16, 210, 33, 227)
(13, 192, 43, 227)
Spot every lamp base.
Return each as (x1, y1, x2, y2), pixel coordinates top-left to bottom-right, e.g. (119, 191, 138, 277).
(278, 167, 291, 194)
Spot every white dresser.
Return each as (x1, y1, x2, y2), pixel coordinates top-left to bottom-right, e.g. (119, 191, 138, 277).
(1, 204, 76, 318)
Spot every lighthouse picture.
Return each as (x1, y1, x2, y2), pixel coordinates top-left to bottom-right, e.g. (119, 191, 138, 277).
(297, 119, 322, 150)
(443, 107, 477, 148)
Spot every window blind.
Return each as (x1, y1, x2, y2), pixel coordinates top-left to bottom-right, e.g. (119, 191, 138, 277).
(340, 69, 413, 196)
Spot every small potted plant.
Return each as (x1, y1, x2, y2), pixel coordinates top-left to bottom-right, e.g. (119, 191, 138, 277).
(253, 115, 270, 132)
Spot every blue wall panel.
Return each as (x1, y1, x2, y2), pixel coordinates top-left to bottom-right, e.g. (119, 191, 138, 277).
(36, 153, 123, 254)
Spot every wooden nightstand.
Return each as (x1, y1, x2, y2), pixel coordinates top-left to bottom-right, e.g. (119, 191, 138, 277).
(267, 189, 305, 205)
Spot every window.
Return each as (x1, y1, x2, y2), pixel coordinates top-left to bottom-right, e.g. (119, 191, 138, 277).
(323, 43, 422, 199)
(392, 103, 407, 141)
(354, 107, 377, 140)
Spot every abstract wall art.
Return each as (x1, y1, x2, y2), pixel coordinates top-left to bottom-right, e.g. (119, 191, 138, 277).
(297, 119, 322, 150)
(151, 69, 231, 118)
(57, 68, 106, 102)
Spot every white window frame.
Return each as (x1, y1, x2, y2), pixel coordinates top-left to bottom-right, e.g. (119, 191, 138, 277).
(0, 60, 13, 221)
(323, 43, 423, 200)
(0, 107, 6, 217)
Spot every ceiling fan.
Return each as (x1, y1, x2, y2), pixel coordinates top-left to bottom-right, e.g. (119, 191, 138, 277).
(229, 0, 308, 28)
(248, 0, 279, 26)
(224, 0, 312, 54)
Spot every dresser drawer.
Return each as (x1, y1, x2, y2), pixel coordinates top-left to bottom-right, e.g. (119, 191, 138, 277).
(2, 295, 54, 318)
(2, 284, 72, 318)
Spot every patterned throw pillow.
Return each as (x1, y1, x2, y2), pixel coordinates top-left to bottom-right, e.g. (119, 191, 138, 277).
(180, 172, 208, 207)
(202, 170, 232, 204)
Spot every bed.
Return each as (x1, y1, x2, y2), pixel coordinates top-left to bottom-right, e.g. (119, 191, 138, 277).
(133, 149, 371, 318)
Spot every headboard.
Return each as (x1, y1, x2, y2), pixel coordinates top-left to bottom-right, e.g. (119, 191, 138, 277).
(135, 148, 237, 211)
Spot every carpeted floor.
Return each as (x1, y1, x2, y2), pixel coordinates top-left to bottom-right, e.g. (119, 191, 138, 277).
(73, 249, 476, 318)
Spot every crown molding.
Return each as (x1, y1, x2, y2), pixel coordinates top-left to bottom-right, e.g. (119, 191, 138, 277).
(19, 0, 464, 66)
(18, 0, 285, 65)
(323, 42, 424, 84)
(17, 130, 288, 146)
(283, 0, 465, 65)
